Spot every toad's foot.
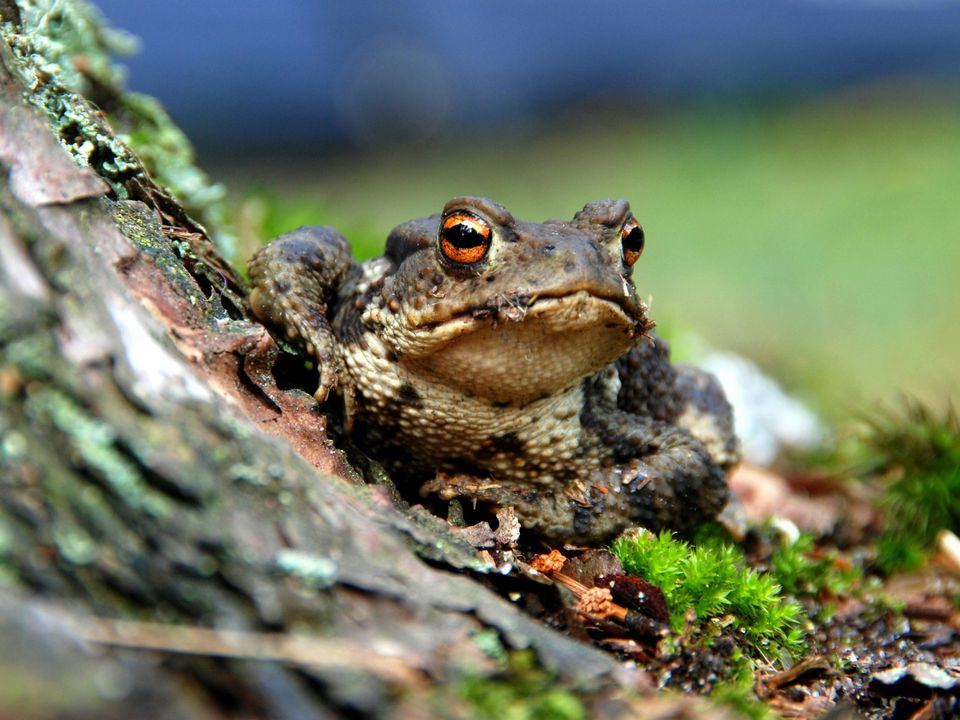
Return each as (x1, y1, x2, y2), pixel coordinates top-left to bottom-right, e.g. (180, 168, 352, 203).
(420, 472, 515, 505)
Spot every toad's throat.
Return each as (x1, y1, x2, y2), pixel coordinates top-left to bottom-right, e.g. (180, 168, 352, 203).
(400, 291, 644, 406)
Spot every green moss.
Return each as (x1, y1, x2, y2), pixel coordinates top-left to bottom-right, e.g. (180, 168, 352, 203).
(611, 530, 807, 663)
(851, 402, 960, 573)
(710, 682, 778, 720)
(274, 549, 337, 590)
(769, 532, 861, 602)
(875, 535, 927, 574)
(454, 651, 586, 720)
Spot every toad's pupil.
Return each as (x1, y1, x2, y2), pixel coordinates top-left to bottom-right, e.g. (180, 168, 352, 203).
(444, 223, 484, 249)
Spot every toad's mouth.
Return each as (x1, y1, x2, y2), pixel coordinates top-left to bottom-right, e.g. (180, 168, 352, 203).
(408, 283, 648, 334)
(398, 290, 650, 406)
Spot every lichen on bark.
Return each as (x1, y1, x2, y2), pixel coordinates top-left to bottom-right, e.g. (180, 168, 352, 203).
(1, 0, 231, 253)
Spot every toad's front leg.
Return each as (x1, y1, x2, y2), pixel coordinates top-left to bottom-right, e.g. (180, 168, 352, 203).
(248, 226, 361, 403)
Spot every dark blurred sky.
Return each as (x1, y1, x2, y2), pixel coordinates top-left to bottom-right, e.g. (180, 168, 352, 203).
(95, 1, 960, 155)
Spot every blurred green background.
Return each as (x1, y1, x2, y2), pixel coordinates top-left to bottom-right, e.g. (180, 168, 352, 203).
(226, 91, 960, 422)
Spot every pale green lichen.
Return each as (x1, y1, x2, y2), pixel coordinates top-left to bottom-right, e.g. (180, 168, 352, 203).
(25, 387, 173, 518)
(0, 430, 28, 462)
(229, 462, 268, 486)
(2, 0, 143, 191)
(51, 524, 96, 565)
(4, 335, 55, 379)
(274, 549, 338, 590)
(10, 0, 137, 92)
(194, 554, 219, 577)
(0, 520, 11, 558)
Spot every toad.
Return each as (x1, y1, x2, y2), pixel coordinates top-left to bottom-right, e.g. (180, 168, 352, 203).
(248, 196, 738, 543)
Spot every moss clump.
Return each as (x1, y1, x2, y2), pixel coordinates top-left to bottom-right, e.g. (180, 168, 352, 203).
(854, 402, 960, 573)
(769, 532, 861, 602)
(612, 530, 807, 662)
(453, 650, 585, 720)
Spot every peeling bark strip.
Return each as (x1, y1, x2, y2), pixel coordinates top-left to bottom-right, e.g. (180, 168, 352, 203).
(0, 6, 635, 718)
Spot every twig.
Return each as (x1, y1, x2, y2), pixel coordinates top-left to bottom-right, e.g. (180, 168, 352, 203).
(58, 614, 424, 686)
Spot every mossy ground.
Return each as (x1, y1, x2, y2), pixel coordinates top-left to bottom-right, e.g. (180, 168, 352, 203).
(612, 530, 807, 663)
(595, 401, 960, 718)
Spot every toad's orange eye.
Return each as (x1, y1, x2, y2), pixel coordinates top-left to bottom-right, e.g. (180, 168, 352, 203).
(439, 212, 492, 265)
(620, 218, 645, 267)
